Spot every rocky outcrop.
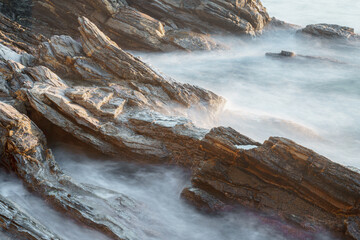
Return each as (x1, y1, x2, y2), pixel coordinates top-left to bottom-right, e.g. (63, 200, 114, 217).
(0, 101, 156, 240)
(0, 0, 270, 51)
(298, 24, 360, 41)
(0, 195, 61, 240)
(1, 12, 360, 240)
(127, 0, 270, 35)
(183, 134, 360, 238)
(0, 13, 45, 55)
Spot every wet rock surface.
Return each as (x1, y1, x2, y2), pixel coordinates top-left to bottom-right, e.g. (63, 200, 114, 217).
(0, 4, 359, 240)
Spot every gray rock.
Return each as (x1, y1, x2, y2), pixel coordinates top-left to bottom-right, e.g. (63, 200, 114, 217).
(0, 195, 61, 240)
(0, 101, 155, 240)
(298, 24, 360, 41)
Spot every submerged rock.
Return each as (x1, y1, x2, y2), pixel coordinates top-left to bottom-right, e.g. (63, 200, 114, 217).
(266, 50, 345, 64)
(266, 50, 296, 58)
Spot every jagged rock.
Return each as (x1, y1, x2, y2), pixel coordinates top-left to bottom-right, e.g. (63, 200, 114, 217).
(164, 30, 222, 51)
(298, 24, 360, 41)
(103, 7, 222, 51)
(0, 101, 156, 240)
(0, 14, 45, 55)
(183, 135, 360, 238)
(0, 0, 270, 51)
(37, 35, 84, 76)
(2, 13, 359, 240)
(127, 0, 270, 35)
(8, 17, 223, 165)
(76, 16, 224, 110)
(0, 195, 61, 240)
(0, 59, 27, 113)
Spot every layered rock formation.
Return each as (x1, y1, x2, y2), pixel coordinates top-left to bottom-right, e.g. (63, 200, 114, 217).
(298, 24, 360, 42)
(0, 6, 359, 240)
(0, 0, 270, 51)
(183, 134, 360, 237)
(0, 195, 60, 240)
(0, 101, 156, 240)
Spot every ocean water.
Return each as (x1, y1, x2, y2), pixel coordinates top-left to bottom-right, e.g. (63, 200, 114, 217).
(1, 1, 359, 239)
(134, 13, 360, 168)
(262, 0, 360, 32)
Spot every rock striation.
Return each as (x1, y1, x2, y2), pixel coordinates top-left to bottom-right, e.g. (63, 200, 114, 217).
(0, 0, 270, 51)
(0, 101, 157, 240)
(0, 195, 61, 240)
(0, 10, 359, 240)
(298, 24, 360, 42)
(183, 134, 360, 237)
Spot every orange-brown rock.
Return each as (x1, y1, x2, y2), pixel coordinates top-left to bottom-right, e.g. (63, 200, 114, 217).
(0, 0, 270, 51)
(183, 133, 360, 239)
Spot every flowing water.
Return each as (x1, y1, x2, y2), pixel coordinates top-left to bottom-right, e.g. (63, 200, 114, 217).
(135, 30, 360, 168)
(1, 1, 360, 239)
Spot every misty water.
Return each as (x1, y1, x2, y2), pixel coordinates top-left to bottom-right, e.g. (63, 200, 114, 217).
(136, 31, 360, 169)
(1, 1, 360, 239)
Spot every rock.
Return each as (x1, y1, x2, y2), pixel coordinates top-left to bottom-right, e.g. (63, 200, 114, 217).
(181, 187, 228, 212)
(0, 101, 156, 240)
(76, 16, 225, 110)
(6, 17, 225, 166)
(266, 50, 345, 64)
(103, 7, 223, 51)
(346, 217, 360, 240)
(0, 0, 270, 51)
(265, 17, 301, 31)
(266, 50, 296, 57)
(183, 136, 360, 237)
(0, 195, 61, 240)
(298, 24, 360, 41)
(37, 35, 84, 76)
(102, 6, 173, 51)
(127, 0, 270, 35)
(0, 13, 45, 55)
(2, 12, 360, 240)
(0, 0, 33, 27)
(164, 30, 223, 51)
